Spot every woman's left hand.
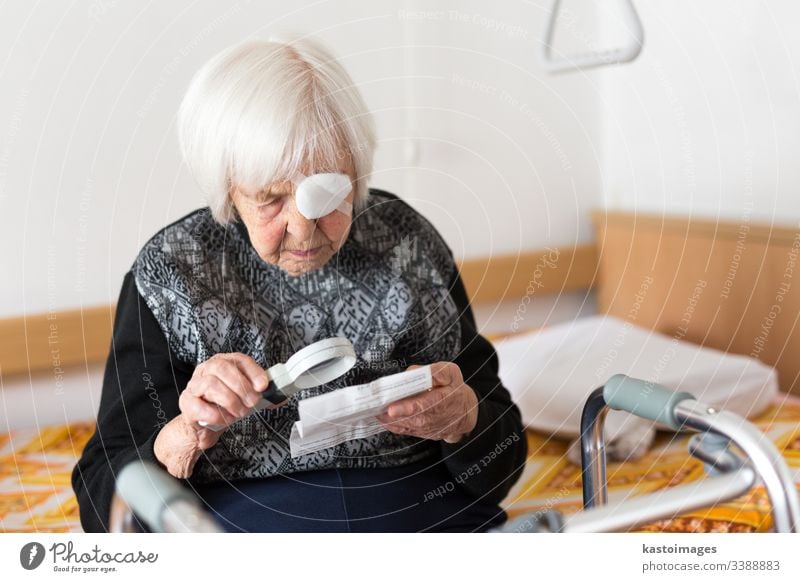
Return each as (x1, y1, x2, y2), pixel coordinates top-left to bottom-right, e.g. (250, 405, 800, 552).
(376, 362, 479, 444)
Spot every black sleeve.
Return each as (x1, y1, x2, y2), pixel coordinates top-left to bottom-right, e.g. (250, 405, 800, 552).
(440, 268, 528, 506)
(71, 271, 195, 532)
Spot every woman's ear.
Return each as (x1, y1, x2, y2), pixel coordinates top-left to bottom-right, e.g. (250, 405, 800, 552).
(221, 176, 238, 224)
(225, 186, 240, 220)
(230, 199, 246, 226)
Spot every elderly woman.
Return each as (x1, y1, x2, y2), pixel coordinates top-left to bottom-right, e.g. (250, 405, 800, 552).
(72, 37, 526, 532)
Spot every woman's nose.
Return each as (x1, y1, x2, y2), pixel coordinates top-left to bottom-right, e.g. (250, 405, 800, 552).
(284, 197, 317, 241)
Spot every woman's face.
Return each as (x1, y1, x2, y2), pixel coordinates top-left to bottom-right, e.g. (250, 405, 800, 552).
(229, 161, 355, 277)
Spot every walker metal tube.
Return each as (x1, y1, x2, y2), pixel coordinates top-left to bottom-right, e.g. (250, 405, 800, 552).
(109, 494, 224, 533)
(688, 433, 743, 475)
(111, 461, 224, 533)
(580, 387, 609, 509)
(578, 374, 799, 532)
(674, 399, 800, 533)
(564, 466, 757, 533)
(580, 375, 696, 510)
(109, 495, 141, 533)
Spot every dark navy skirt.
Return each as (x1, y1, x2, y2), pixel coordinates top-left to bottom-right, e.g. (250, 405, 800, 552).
(190, 458, 506, 532)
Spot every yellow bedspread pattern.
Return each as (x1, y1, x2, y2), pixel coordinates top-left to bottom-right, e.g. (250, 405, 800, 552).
(0, 422, 94, 532)
(0, 397, 798, 532)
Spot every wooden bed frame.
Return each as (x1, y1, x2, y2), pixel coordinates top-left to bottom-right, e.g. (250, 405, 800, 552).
(594, 211, 800, 396)
(2, 210, 799, 395)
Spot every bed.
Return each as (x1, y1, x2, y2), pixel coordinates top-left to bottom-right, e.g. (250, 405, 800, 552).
(1, 396, 798, 533)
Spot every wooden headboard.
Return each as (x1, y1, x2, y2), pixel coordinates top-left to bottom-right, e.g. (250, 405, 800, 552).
(3, 209, 799, 397)
(593, 211, 800, 396)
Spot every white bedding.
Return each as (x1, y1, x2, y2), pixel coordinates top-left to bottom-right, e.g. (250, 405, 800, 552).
(493, 315, 778, 446)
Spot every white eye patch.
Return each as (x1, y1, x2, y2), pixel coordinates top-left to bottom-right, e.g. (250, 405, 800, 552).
(291, 173, 353, 219)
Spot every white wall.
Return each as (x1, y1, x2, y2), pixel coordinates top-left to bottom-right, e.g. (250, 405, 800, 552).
(390, 0, 605, 262)
(0, 0, 605, 319)
(598, 0, 800, 223)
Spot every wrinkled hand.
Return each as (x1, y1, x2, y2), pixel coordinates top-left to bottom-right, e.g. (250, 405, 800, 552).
(155, 353, 269, 478)
(376, 362, 479, 444)
(179, 352, 270, 440)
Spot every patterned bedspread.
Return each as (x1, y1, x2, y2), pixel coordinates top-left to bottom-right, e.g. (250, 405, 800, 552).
(1, 397, 798, 532)
(0, 422, 94, 532)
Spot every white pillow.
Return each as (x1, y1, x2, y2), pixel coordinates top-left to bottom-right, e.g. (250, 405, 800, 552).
(494, 315, 778, 442)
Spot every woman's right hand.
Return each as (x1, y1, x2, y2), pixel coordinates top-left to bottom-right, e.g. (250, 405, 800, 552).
(154, 353, 270, 477)
(180, 352, 270, 439)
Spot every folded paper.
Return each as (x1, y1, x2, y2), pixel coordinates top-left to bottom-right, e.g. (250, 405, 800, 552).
(290, 366, 432, 457)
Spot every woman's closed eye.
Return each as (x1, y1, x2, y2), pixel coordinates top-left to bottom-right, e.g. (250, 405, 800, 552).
(253, 195, 283, 215)
(256, 197, 278, 208)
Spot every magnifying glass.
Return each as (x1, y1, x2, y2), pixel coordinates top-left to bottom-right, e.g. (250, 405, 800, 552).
(198, 337, 356, 431)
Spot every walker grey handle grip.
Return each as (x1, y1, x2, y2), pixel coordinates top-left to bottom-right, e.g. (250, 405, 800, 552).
(117, 461, 201, 532)
(603, 374, 695, 430)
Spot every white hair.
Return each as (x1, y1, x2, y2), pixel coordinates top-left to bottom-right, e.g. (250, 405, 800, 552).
(177, 36, 376, 224)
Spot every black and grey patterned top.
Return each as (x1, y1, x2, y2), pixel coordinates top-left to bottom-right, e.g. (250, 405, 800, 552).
(132, 189, 463, 480)
(72, 189, 526, 532)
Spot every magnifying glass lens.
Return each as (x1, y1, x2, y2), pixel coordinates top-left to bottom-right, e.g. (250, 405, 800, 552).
(306, 359, 338, 374)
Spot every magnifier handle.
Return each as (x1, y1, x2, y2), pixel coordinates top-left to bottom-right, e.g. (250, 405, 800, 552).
(196, 365, 291, 431)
